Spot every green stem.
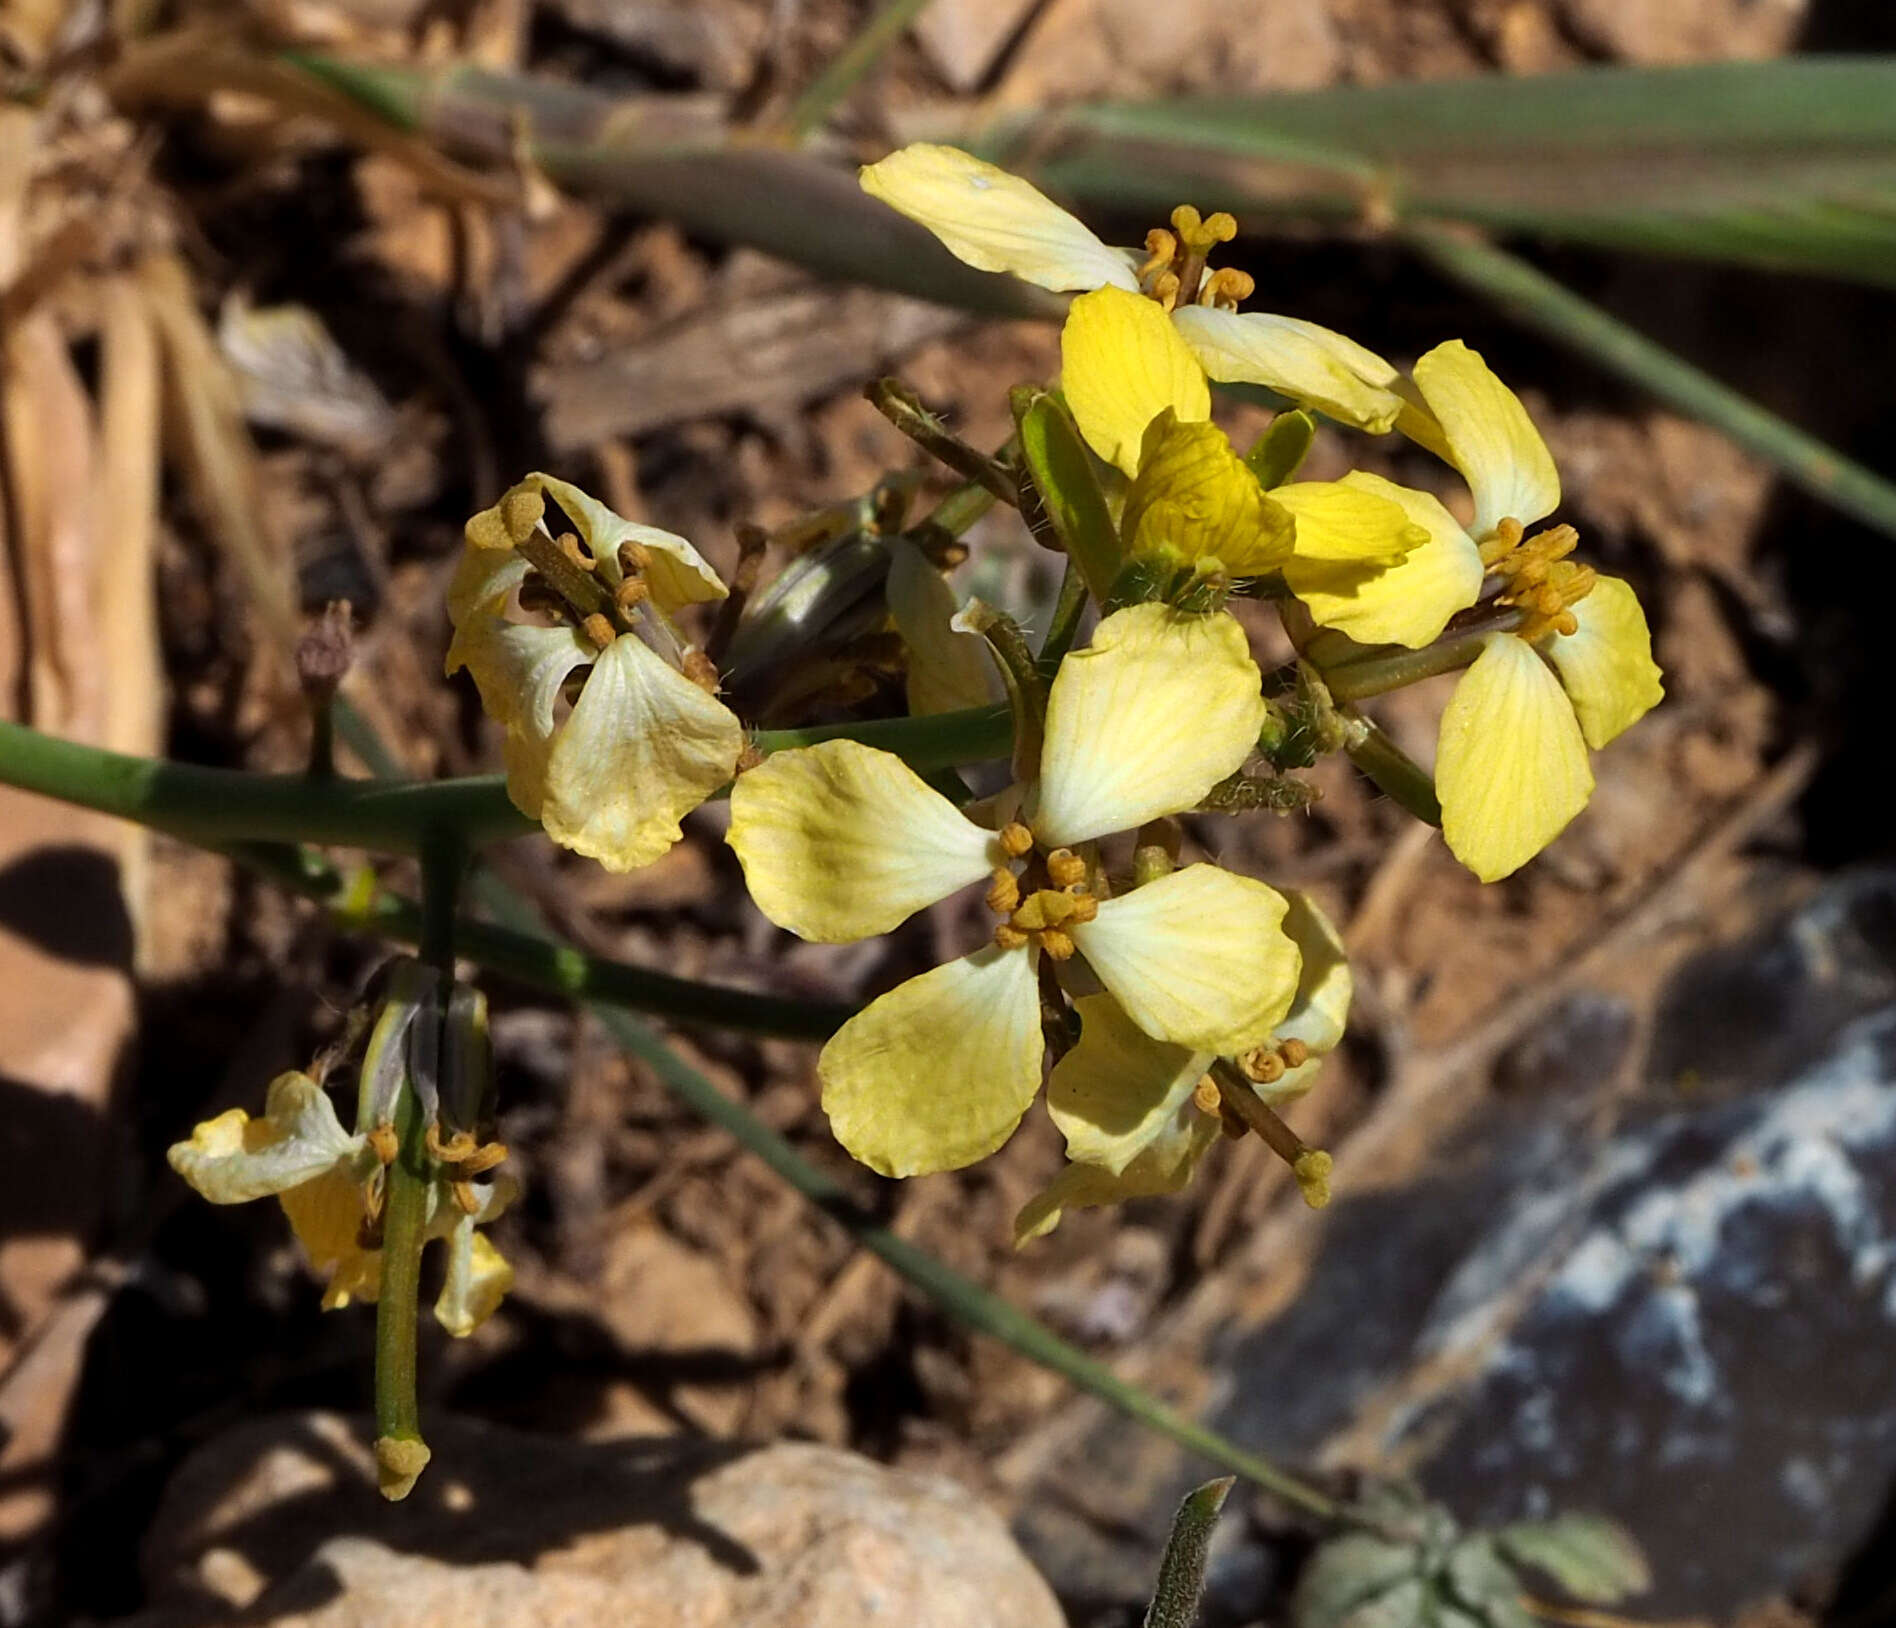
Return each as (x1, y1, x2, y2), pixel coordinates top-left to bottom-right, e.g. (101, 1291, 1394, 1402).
(373, 827, 462, 1500)
(1321, 632, 1491, 701)
(782, 0, 936, 141)
(1039, 559, 1089, 670)
(868, 379, 1021, 505)
(0, 706, 1013, 856)
(1144, 1479, 1237, 1628)
(1409, 224, 1896, 544)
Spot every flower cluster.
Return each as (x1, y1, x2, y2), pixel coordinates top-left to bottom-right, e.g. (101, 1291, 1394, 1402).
(174, 142, 1667, 1316)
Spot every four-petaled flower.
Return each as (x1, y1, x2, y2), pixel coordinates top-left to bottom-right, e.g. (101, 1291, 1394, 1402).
(447, 473, 744, 873)
(727, 604, 1302, 1178)
(860, 144, 1409, 474)
(1018, 891, 1353, 1241)
(168, 1070, 516, 1337)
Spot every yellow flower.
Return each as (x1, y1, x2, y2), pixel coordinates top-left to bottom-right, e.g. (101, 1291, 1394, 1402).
(1016, 891, 1352, 1241)
(860, 145, 1406, 473)
(1437, 574, 1663, 882)
(726, 604, 1302, 1178)
(1122, 410, 1422, 586)
(167, 1072, 517, 1334)
(447, 473, 744, 873)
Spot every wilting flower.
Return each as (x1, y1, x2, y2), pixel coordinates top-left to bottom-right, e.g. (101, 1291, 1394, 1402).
(1298, 342, 1662, 881)
(884, 537, 1002, 716)
(168, 1070, 516, 1336)
(447, 473, 744, 873)
(1016, 891, 1352, 1241)
(727, 604, 1302, 1178)
(860, 144, 1407, 474)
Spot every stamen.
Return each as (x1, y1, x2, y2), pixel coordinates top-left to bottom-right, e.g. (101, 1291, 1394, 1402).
(1045, 848, 1087, 889)
(1198, 267, 1254, 309)
(1478, 516, 1526, 566)
(998, 821, 1035, 858)
(450, 1180, 482, 1216)
(1191, 1074, 1221, 1116)
(615, 577, 651, 615)
(1280, 1038, 1310, 1069)
(616, 540, 651, 575)
(993, 923, 1029, 951)
(1240, 1047, 1287, 1085)
(1039, 928, 1076, 961)
(1138, 228, 1178, 287)
(680, 648, 722, 693)
(557, 532, 596, 572)
(581, 612, 617, 650)
(1150, 269, 1181, 311)
(367, 1123, 399, 1166)
(985, 867, 1021, 916)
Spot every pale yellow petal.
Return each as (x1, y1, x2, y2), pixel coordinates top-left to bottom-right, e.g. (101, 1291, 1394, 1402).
(1121, 412, 1293, 574)
(434, 1224, 514, 1337)
(729, 739, 998, 942)
(886, 539, 1000, 716)
(540, 635, 744, 873)
(820, 946, 1044, 1177)
(1171, 305, 1405, 432)
(526, 473, 726, 612)
(445, 534, 529, 627)
(1015, 1107, 1219, 1243)
(1062, 286, 1210, 476)
(1264, 891, 1354, 1101)
(446, 608, 591, 739)
(1035, 605, 1264, 847)
(859, 143, 1137, 294)
(1410, 341, 1559, 540)
(167, 1072, 362, 1204)
(1072, 865, 1299, 1054)
(1281, 471, 1484, 648)
(1272, 479, 1423, 563)
(279, 1164, 378, 1306)
(1438, 635, 1593, 883)
(1544, 575, 1664, 750)
(1046, 995, 1209, 1175)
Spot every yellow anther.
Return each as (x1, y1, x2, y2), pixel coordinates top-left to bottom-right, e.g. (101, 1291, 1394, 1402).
(367, 1122, 399, 1166)
(985, 867, 1022, 916)
(1241, 1048, 1287, 1085)
(1067, 892, 1099, 925)
(1280, 1038, 1311, 1069)
(425, 1123, 474, 1162)
(1138, 227, 1179, 282)
(558, 532, 596, 571)
(1552, 609, 1579, 637)
(993, 922, 1029, 951)
(1045, 848, 1087, 889)
(1039, 928, 1076, 961)
(681, 648, 722, 694)
(457, 1141, 509, 1177)
(1526, 523, 1578, 562)
(1478, 516, 1526, 566)
(1199, 267, 1254, 309)
(1191, 1074, 1222, 1116)
(1151, 269, 1181, 311)
(582, 612, 617, 650)
(451, 1180, 482, 1216)
(615, 577, 651, 614)
(999, 821, 1035, 858)
(616, 539, 651, 576)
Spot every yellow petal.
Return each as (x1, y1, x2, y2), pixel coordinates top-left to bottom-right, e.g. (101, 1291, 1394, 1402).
(1071, 864, 1299, 1054)
(446, 532, 528, 626)
(1410, 341, 1559, 540)
(729, 739, 998, 942)
(1121, 412, 1293, 574)
(1015, 1107, 1219, 1243)
(525, 473, 726, 613)
(279, 1164, 378, 1306)
(1437, 635, 1593, 883)
(1171, 306, 1405, 432)
(540, 635, 744, 873)
(1272, 479, 1423, 563)
(820, 945, 1044, 1177)
(1035, 606, 1264, 847)
(446, 603, 591, 738)
(167, 1072, 362, 1204)
(858, 143, 1137, 295)
(1264, 891, 1353, 1101)
(435, 1223, 514, 1338)
(1062, 286, 1210, 476)
(1046, 995, 1209, 1175)
(1281, 471, 1484, 648)
(886, 539, 1000, 716)
(1544, 575, 1664, 750)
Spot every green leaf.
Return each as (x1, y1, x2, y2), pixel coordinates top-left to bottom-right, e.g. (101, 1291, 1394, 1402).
(1496, 1513, 1652, 1606)
(1015, 390, 1124, 604)
(1143, 1477, 1236, 1628)
(1442, 1537, 1535, 1628)
(1294, 1534, 1426, 1628)
(1246, 410, 1317, 489)
(985, 60, 1896, 288)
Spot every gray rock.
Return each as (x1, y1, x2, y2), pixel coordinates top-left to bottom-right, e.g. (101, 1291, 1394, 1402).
(129, 1413, 1065, 1628)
